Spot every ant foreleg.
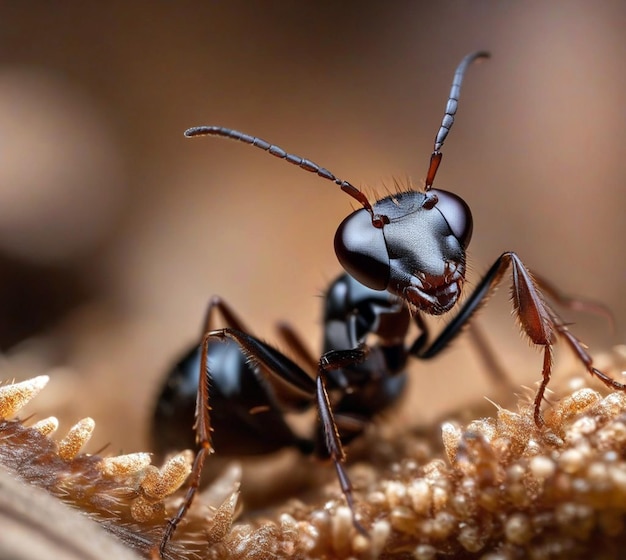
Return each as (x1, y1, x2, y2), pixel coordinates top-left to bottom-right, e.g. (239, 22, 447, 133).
(315, 346, 369, 535)
(198, 329, 370, 532)
(503, 254, 625, 423)
(531, 312, 626, 426)
(408, 252, 623, 426)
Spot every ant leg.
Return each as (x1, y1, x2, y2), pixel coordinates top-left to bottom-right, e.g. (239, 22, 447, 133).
(208, 328, 318, 396)
(201, 329, 369, 529)
(159, 324, 215, 556)
(552, 315, 626, 392)
(408, 252, 623, 426)
(200, 294, 250, 334)
(161, 323, 369, 548)
(465, 322, 515, 392)
(509, 260, 625, 422)
(314, 347, 369, 535)
(202, 297, 321, 406)
(532, 273, 615, 332)
(532, 346, 554, 427)
(159, 297, 310, 555)
(275, 321, 319, 372)
(468, 273, 614, 392)
(524, 283, 625, 398)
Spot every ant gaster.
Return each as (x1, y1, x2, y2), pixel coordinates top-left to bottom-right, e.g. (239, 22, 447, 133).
(156, 51, 626, 555)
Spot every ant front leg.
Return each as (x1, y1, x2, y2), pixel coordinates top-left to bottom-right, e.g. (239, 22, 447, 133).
(410, 252, 626, 426)
(200, 329, 370, 533)
(314, 346, 370, 535)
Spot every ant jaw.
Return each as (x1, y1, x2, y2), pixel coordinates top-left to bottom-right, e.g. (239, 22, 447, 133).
(402, 266, 465, 316)
(404, 282, 461, 315)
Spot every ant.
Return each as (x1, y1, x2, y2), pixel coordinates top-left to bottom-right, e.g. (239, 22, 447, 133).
(155, 51, 626, 555)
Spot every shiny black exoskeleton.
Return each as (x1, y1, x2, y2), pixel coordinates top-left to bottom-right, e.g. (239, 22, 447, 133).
(335, 189, 471, 315)
(152, 273, 410, 463)
(157, 51, 626, 555)
(153, 274, 416, 555)
(320, 273, 409, 434)
(152, 333, 315, 458)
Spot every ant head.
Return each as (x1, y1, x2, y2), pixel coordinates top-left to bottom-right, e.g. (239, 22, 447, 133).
(185, 51, 488, 315)
(334, 189, 472, 315)
(331, 50, 486, 314)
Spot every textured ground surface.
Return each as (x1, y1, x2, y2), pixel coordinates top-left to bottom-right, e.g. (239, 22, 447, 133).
(2, 349, 626, 559)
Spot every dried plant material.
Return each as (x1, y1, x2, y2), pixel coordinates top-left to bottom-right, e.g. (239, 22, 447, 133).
(101, 452, 152, 477)
(0, 374, 49, 418)
(131, 453, 193, 523)
(0, 377, 239, 560)
(3, 354, 626, 559)
(57, 417, 95, 460)
(0, 465, 141, 560)
(31, 415, 60, 435)
(205, 491, 240, 543)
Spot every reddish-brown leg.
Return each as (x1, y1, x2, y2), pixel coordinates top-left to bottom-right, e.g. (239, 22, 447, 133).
(276, 321, 319, 372)
(158, 296, 257, 556)
(533, 273, 615, 332)
(494, 252, 624, 425)
(159, 327, 214, 556)
(412, 251, 624, 427)
(554, 318, 626, 392)
(200, 294, 251, 334)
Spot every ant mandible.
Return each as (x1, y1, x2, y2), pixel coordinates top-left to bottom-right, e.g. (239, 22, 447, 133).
(157, 51, 625, 555)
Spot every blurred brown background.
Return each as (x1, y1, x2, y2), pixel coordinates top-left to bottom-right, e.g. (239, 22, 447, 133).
(1, 2, 625, 455)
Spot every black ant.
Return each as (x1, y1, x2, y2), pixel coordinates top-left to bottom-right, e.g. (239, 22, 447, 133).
(155, 51, 625, 555)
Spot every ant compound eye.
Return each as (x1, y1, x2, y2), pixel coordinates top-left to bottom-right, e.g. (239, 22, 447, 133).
(430, 189, 473, 248)
(334, 209, 390, 291)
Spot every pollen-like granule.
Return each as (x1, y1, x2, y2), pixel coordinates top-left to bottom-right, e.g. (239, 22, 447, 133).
(57, 417, 95, 460)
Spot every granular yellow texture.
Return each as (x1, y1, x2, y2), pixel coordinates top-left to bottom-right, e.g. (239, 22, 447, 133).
(2, 350, 626, 559)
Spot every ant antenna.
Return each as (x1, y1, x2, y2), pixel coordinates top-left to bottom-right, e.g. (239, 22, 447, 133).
(184, 126, 387, 227)
(424, 50, 490, 191)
